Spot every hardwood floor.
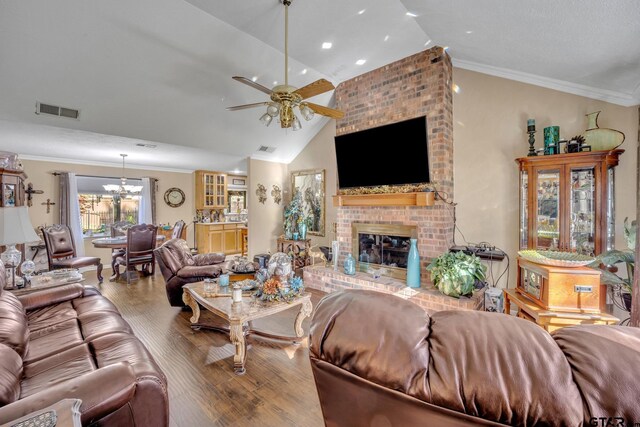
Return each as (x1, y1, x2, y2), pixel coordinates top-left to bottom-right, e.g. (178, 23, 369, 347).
(81, 270, 325, 427)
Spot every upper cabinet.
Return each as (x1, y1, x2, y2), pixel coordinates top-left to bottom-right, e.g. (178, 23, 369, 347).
(516, 150, 623, 255)
(195, 170, 227, 209)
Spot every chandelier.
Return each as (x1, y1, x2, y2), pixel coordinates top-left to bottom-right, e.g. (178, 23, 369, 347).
(102, 154, 143, 198)
(226, 0, 343, 130)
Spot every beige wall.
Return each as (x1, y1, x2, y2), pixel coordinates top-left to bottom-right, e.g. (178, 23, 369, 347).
(21, 159, 195, 267)
(247, 158, 287, 258)
(287, 120, 337, 249)
(452, 68, 638, 286)
(288, 68, 639, 288)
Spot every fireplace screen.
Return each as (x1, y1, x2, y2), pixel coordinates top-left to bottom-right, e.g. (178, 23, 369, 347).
(352, 223, 416, 279)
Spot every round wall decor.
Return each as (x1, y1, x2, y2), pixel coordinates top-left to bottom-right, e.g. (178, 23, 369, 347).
(164, 187, 185, 208)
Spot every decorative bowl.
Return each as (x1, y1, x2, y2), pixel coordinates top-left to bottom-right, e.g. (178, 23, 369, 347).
(517, 250, 595, 267)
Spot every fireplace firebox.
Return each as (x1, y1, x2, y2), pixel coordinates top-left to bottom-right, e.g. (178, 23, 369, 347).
(351, 223, 417, 280)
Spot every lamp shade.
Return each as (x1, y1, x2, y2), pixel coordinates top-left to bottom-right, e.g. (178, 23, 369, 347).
(0, 206, 40, 245)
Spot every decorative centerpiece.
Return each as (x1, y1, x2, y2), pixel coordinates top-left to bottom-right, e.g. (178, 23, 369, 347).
(254, 276, 305, 302)
(426, 251, 487, 298)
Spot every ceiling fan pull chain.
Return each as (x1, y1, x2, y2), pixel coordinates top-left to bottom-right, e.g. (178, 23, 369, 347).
(284, 1, 289, 86)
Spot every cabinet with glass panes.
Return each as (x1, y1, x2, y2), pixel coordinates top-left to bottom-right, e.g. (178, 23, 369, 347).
(516, 149, 623, 255)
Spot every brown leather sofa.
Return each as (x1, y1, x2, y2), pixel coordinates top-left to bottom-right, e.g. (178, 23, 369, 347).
(154, 239, 226, 307)
(310, 290, 640, 427)
(0, 260, 168, 426)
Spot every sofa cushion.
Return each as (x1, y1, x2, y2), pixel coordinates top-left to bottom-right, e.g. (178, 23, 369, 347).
(553, 325, 640, 424)
(428, 310, 583, 426)
(90, 333, 166, 381)
(72, 295, 120, 316)
(26, 301, 76, 331)
(0, 291, 29, 358)
(193, 252, 225, 266)
(167, 239, 194, 266)
(0, 344, 22, 406)
(21, 344, 96, 398)
(78, 311, 133, 341)
(24, 319, 83, 363)
(177, 265, 223, 279)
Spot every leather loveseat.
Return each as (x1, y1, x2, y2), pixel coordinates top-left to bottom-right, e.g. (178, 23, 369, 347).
(154, 239, 226, 306)
(0, 260, 168, 426)
(310, 290, 640, 427)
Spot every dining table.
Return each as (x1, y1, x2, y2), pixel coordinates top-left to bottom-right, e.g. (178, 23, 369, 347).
(91, 235, 166, 281)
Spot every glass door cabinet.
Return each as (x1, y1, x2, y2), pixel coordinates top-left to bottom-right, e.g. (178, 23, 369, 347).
(517, 149, 623, 255)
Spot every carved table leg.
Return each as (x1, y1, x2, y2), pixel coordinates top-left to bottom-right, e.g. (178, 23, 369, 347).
(182, 290, 201, 324)
(294, 299, 313, 340)
(230, 321, 246, 375)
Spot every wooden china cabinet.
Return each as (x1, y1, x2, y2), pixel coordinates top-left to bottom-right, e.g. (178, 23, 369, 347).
(516, 149, 623, 256)
(195, 170, 227, 209)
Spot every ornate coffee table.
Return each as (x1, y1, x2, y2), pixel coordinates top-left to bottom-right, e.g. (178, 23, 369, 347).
(182, 282, 313, 375)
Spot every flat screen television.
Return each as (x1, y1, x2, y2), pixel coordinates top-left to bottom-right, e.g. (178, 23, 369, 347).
(334, 116, 429, 189)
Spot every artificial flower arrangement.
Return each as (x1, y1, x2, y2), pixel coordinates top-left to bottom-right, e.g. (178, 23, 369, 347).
(254, 275, 305, 303)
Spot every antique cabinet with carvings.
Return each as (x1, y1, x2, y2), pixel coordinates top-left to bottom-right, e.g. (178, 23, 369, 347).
(516, 149, 623, 255)
(195, 170, 227, 210)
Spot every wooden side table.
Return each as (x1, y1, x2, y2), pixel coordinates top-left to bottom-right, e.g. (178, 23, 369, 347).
(277, 238, 311, 271)
(503, 288, 618, 333)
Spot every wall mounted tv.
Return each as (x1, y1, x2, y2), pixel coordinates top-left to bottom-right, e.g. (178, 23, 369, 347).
(334, 116, 430, 189)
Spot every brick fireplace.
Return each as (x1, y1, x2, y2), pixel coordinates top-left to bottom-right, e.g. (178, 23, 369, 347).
(302, 47, 481, 314)
(334, 47, 454, 283)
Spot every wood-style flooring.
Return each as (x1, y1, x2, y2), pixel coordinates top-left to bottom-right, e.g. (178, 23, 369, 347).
(81, 270, 325, 427)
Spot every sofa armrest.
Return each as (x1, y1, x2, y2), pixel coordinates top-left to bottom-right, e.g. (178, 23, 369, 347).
(193, 252, 225, 266)
(17, 283, 86, 311)
(0, 363, 137, 425)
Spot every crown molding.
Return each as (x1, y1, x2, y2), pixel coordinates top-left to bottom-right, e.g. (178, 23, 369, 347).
(19, 154, 194, 174)
(452, 58, 639, 107)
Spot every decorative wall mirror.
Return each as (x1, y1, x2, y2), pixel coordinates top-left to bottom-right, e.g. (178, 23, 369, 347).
(291, 169, 325, 236)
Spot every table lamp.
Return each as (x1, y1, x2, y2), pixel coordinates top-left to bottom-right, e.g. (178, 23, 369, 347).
(0, 206, 40, 288)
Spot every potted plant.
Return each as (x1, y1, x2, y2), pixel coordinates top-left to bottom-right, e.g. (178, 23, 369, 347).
(427, 251, 487, 298)
(589, 217, 636, 311)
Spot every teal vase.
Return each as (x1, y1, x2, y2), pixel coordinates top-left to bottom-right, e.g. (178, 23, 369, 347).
(299, 222, 307, 240)
(343, 253, 356, 275)
(406, 239, 420, 288)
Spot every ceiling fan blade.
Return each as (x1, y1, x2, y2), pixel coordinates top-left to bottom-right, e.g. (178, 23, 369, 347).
(294, 79, 335, 100)
(306, 102, 345, 119)
(226, 102, 269, 111)
(232, 76, 273, 95)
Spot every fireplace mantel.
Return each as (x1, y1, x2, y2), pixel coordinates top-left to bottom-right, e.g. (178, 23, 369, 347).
(332, 191, 435, 207)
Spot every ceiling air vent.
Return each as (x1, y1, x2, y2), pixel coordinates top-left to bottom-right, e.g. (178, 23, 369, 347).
(135, 143, 157, 149)
(35, 102, 80, 119)
(257, 145, 276, 153)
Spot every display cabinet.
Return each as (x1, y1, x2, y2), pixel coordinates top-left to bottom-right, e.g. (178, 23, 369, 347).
(195, 170, 227, 209)
(516, 149, 623, 255)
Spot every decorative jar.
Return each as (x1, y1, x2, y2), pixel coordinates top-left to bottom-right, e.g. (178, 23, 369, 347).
(343, 253, 356, 276)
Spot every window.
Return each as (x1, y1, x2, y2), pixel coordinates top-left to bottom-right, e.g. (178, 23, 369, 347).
(77, 176, 142, 237)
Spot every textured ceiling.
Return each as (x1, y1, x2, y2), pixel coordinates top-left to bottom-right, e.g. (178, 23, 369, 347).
(0, 0, 637, 172)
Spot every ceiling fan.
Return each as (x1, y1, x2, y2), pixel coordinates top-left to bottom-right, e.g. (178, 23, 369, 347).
(226, 0, 344, 130)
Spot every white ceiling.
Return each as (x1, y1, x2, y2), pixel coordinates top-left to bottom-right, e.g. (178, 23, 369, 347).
(0, 0, 638, 173)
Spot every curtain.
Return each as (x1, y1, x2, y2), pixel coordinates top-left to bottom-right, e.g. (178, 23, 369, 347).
(58, 172, 85, 256)
(138, 177, 154, 225)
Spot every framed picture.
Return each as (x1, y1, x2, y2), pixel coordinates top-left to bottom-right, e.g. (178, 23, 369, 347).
(3, 183, 16, 207)
(232, 178, 246, 186)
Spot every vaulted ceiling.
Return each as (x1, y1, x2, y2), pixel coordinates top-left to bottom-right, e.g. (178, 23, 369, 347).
(0, 0, 638, 172)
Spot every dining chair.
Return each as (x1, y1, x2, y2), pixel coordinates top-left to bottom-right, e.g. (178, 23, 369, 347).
(171, 220, 186, 240)
(114, 224, 158, 284)
(40, 224, 104, 282)
(110, 221, 134, 271)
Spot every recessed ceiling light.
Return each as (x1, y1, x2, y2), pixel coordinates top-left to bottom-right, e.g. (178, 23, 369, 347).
(406, 12, 418, 17)
(358, 9, 366, 15)
(301, 68, 307, 75)
(251, 76, 258, 82)
(384, 35, 390, 42)
(466, 30, 473, 34)
(355, 59, 366, 66)
(424, 39, 432, 47)
(322, 42, 332, 49)
(273, 81, 278, 85)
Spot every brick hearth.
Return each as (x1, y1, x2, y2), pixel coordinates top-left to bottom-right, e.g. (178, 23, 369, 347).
(334, 47, 454, 284)
(304, 266, 484, 314)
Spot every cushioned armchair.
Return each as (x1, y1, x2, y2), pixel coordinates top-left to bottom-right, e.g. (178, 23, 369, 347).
(40, 224, 103, 282)
(154, 239, 226, 307)
(310, 290, 640, 426)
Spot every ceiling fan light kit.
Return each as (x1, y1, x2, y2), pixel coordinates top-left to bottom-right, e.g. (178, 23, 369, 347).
(227, 0, 344, 130)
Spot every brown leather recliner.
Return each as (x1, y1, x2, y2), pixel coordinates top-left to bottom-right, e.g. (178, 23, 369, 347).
(310, 290, 640, 427)
(0, 260, 168, 426)
(40, 224, 103, 283)
(154, 239, 226, 307)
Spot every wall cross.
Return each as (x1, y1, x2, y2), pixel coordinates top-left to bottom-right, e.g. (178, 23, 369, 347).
(41, 198, 55, 214)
